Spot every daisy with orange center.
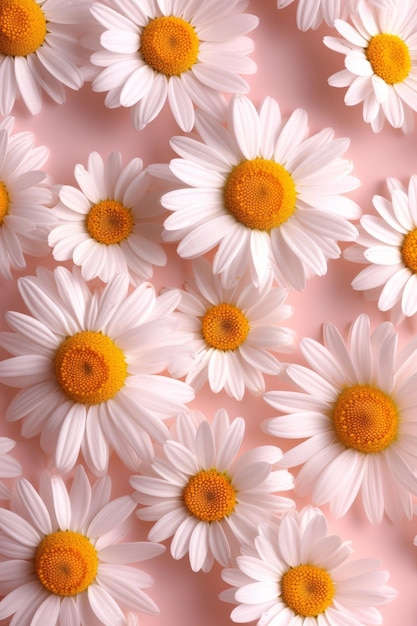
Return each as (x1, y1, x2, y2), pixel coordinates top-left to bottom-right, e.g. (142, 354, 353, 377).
(221, 506, 396, 625)
(0, 266, 195, 476)
(130, 409, 295, 573)
(0, 466, 165, 624)
(173, 257, 297, 400)
(0, 0, 89, 115)
(263, 313, 417, 523)
(157, 94, 360, 291)
(89, 0, 258, 131)
(345, 175, 417, 323)
(48, 151, 167, 286)
(324, 0, 417, 133)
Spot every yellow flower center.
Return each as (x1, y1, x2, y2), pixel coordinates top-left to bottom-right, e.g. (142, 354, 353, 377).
(0, 0, 47, 57)
(54, 330, 127, 405)
(401, 228, 417, 273)
(86, 200, 134, 245)
(35, 530, 98, 597)
(140, 15, 199, 77)
(201, 303, 250, 351)
(0, 182, 9, 224)
(183, 469, 237, 522)
(333, 384, 399, 454)
(224, 158, 297, 231)
(281, 564, 335, 617)
(366, 33, 411, 84)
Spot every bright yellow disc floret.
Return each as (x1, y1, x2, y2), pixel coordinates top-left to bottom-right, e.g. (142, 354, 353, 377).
(35, 530, 99, 597)
(86, 199, 134, 245)
(0, 0, 47, 57)
(281, 564, 335, 617)
(401, 228, 417, 274)
(183, 469, 237, 522)
(140, 15, 199, 76)
(201, 303, 250, 351)
(366, 33, 411, 84)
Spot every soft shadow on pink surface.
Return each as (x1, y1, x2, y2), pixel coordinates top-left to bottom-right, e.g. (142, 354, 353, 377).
(1, 0, 417, 624)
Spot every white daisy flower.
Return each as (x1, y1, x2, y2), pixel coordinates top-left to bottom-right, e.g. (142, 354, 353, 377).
(156, 94, 360, 291)
(263, 313, 417, 524)
(0, 265, 195, 476)
(345, 176, 417, 323)
(48, 151, 167, 286)
(0, 465, 165, 625)
(0, 0, 89, 115)
(174, 257, 297, 400)
(0, 437, 21, 499)
(130, 409, 295, 573)
(221, 506, 396, 625)
(0, 116, 55, 280)
(324, 0, 417, 133)
(89, 0, 258, 132)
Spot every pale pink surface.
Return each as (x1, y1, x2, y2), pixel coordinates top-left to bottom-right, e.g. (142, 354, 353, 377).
(0, 1, 416, 624)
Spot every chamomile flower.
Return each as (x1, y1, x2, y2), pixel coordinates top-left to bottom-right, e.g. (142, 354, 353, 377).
(0, 437, 21, 499)
(263, 313, 417, 524)
(345, 176, 417, 323)
(130, 409, 295, 573)
(0, 265, 195, 476)
(0, 0, 89, 115)
(48, 151, 167, 286)
(89, 0, 258, 132)
(0, 466, 165, 625)
(221, 506, 396, 625)
(158, 94, 360, 291)
(0, 116, 55, 279)
(324, 0, 417, 133)
(174, 257, 297, 400)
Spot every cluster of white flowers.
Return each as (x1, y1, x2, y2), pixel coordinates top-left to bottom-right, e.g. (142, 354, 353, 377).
(0, 0, 416, 624)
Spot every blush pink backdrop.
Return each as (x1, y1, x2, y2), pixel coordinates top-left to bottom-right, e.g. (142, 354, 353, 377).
(0, 1, 416, 624)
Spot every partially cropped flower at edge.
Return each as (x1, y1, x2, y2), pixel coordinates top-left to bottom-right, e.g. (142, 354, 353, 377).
(0, 0, 90, 115)
(263, 313, 417, 523)
(48, 151, 167, 286)
(221, 506, 396, 625)
(131, 409, 295, 573)
(0, 437, 21, 499)
(89, 0, 259, 132)
(0, 265, 195, 476)
(345, 175, 417, 324)
(0, 115, 55, 280)
(0, 466, 165, 625)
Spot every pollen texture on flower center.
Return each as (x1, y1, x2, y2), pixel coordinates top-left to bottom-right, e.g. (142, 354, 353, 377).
(224, 158, 297, 231)
(281, 564, 335, 617)
(54, 330, 127, 405)
(366, 33, 411, 84)
(140, 15, 199, 77)
(0, 0, 47, 57)
(401, 228, 417, 273)
(201, 303, 250, 351)
(0, 182, 9, 223)
(183, 469, 237, 522)
(35, 530, 98, 597)
(333, 384, 399, 453)
(86, 199, 134, 245)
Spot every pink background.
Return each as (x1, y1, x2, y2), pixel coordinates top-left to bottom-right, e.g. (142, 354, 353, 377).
(1, 0, 417, 624)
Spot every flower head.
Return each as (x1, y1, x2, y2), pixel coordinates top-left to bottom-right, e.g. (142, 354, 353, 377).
(263, 313, 417, 523)
(157, 94, 360, 291)
(49, 151, 167, 286)
(0, 437, 21, 498)
(174, 257, 297, 400)
(345, 175, 417, 323)
(0, 265, 195, 475)
(130, 409, 295, 572)
(221, 506, 396, 625)
(324, 0, 417, 133)
(90, 0, 258, 131)
(0, 466, 165, 625)
(0, 0, 89, 115)
(0, 116, 55, 279)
